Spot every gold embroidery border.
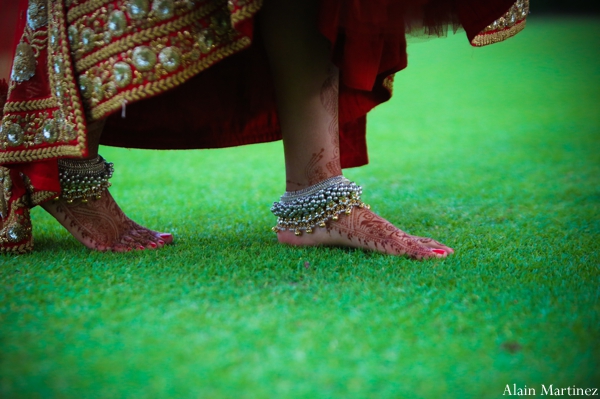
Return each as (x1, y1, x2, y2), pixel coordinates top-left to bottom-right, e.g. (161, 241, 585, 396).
(75, 2, 221, 71)
(0, 145, 83, 164)
(1, 0, 264, 163)
(230, 0, 263, 26)
(1, 2, 87, 164)
(51, 1, 87, 157)
(6, 14, 48, 93)
(89, 36, 252, 120)
(0, 166, 10, 217)
(471, 19, 526, 47)
(30, 190, 57, 206)
(3, 98, 57, 113)
(0, 197, 33, 254)
(67, 0, 113, 23)
(88, 0, 264, 121)
(0, 240, 33, 253)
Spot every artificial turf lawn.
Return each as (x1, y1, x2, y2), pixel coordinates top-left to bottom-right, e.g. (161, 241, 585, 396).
(1, 16, 599, 399)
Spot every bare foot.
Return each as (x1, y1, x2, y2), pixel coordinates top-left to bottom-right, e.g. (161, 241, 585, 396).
(277, 207, 453, 260)
(42, 190, 173, 252)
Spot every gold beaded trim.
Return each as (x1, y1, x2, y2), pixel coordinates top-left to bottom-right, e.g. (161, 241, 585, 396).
(0, 146, 84, 164)
(0, 197, 33, 254)
(230, 0, 263, 26)
(67, 0, 113, 23)
(49, 1, 88, 156)
(30, 190, 59, 207)
(471, 20, 526, 47)
(74, 4, 221, 72)
(3, 98, 57, 113)
(0, 167, 11, 219)
(89, 36, 251, 120)
(0, 1, 87, 165)
(471, 0, 529, 47)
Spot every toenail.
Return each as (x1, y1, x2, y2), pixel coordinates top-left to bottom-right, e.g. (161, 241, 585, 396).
(158, 240, 164, 245)
(432, 249, 446, 255)
(149, 242, 157, 248)
(160, 233, 172, 239)
(138, 245, 145, 250)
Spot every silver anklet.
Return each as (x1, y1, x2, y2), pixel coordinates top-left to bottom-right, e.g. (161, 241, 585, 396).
(271, 176, 370, 236)
(58, 155, 114, 203)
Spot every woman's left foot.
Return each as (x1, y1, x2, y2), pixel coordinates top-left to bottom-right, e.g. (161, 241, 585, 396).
(42, 190, 173, 252)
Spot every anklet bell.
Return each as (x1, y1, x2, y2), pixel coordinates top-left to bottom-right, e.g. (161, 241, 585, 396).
(58, 155, 114, 202)
(271, 176, 368, 236)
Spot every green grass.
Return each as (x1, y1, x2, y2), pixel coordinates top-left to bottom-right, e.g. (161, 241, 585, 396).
(1, 17, 599, 399)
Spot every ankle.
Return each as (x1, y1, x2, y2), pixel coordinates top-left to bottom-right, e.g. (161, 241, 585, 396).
(272, 175, 368, 236)
(285, 173, 343, 192)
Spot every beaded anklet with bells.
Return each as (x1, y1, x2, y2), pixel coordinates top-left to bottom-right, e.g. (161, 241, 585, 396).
(58, 155, 114, 203)
(271, 175, 370, 236)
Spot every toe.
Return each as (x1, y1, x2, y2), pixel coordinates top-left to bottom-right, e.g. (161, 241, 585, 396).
(142, 234, 168, 249)
(157, 233, 173, 244)
(111, 242, 135, 252)
(409, 235, 454, 254)
(119, 235, 149, 251)
(132, 227, 173, 246)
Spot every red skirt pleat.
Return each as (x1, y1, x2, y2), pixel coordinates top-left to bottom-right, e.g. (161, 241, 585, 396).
(98, 0, 516, 168)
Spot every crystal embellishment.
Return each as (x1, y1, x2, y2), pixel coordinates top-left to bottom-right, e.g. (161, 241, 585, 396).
(108, 10, 127, 37)
(81, 28, 95, 52)
(5, 124, 25, 147)
(481, 0, 528, 34)
(42, 122, 58, 143)
(11, 43, 36, 83)
(132, 46, 157, 72)
(79, 74, 93, 99)
(472, 0, 529, 47)
(113, 62, 133, 87)
(197, 30, 216, 54)
(68, 26, 78, 47)
(27, 0, 48, 30)
(152, 0, 175, 20)
(159, 47, 181, 72)
(7, 223, 27, 243)
(93, 77, 105, 101)
(128, 0, 150, 20)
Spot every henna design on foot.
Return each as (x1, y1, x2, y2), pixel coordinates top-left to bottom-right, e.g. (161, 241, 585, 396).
(42, 190, 172, 251)
(277, 207, 449, 260)
(327, 208, 442, 259)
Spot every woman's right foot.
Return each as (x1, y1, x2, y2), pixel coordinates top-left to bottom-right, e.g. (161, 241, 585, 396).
(277, 207, 453, 260)
(42, 190, 172, 252)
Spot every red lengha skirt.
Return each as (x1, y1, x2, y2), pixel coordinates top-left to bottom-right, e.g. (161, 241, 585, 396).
(0, 0, 528, 252)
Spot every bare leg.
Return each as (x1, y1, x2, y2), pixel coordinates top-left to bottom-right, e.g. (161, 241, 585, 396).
(42, 120, 173, 251)
(259, 0, 453, 259)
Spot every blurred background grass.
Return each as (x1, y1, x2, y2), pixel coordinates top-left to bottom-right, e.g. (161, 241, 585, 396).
(1, 16, 599, 399)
